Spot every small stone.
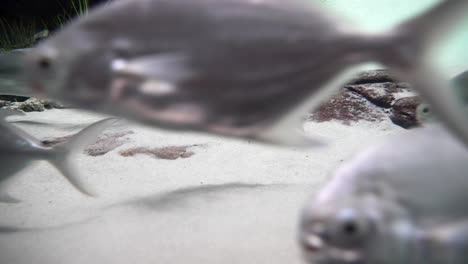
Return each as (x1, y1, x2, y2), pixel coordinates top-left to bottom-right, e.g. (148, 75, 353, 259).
(120, 145, 197, 160)
(0, 100, 11, 108)
(390, 96, 424, 129)
(39, 99, 69, 109)
(33, 29, 49, 45)
(345, 82, 400, 108)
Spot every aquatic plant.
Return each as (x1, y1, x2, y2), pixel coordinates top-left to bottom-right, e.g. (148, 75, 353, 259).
(0, 18, 37, 51)
(71, 0, 90, 17)
(0, 0, 90, 51)
(54, 0, 90, 27)
(60, 0, 90, 19)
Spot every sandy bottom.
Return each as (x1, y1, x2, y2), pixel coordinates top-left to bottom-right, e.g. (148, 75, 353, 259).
(0, 109, 403, 264)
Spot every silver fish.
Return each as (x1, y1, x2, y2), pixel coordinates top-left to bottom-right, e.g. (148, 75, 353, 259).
(22, 0, 468, 146)
(299, 124, 468, 264)
(0, 110, 115, 202)
(417, 70, 468, 124)
(453, 70, 468, 104)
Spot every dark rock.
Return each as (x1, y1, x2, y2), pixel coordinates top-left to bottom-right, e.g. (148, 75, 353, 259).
(390, 96, 424, 129)
(309, 69, 423, 128)
(0, 95, 29, 102)
(347, 69, 401, 85)
(0, 100, 11, 107)
(345, 82, 401, 108)
(0, 94, 69, 111)
(6, 98, 45, 112)
(119, 145, 198, 160)
(309, 88, 387, 125)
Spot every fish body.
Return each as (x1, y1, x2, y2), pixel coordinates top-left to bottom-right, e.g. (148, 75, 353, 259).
(453, 70, 468, 103)
(0, 110, 115, 201)
(299, 124, 468, 264)
(22, 0, 468, 146)
(417, 70, 468, 124)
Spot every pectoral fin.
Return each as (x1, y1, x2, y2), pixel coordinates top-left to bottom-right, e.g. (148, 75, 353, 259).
(0, 109, 25, 120)
(425, 220, 468, 263)
(0, 192, 21, 203)
(111, 53, 194, 83)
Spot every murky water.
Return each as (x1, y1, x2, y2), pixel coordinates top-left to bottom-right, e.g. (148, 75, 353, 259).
(320, 0, 468, 74)
(0, 49, 29, 96)
(0, 2, 466, 263)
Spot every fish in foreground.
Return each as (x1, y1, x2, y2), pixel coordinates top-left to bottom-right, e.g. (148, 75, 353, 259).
(299, 124, 468, 264)
(0, 110, 116, 202)
(22, 0, 468, 147)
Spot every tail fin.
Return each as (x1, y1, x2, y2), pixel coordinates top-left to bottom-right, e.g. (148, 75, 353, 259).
(48, 118, 118, 197)
(0, 109, 25, 120)
(375, 0, 468, 146)
(394, 0, 468, 53)
(0, 193, 21, 203)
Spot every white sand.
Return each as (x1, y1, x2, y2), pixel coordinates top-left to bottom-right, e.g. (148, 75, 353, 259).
(0, 109, 403, 264)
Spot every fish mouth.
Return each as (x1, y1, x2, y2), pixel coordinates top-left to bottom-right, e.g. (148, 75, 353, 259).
(301, 234, 325, 252)
(300, 235, 364, 264)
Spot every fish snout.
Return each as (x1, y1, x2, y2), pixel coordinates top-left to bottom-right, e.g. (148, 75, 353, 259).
(300, 233, 366, 264)
(22, 46, 61, 96)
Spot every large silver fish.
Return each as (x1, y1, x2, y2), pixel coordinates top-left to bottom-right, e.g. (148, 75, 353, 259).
(0, 110, 115, 202)
(22, 0, 468, 146)
(299, 124, 468, 264)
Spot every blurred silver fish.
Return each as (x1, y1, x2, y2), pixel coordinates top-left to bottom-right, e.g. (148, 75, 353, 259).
(417, 70, 468, 124)
(453, 70, 468, 103)
(299, 124, 468, 264)
(0, 110, 115, 202)
(22, 0, 468, 146)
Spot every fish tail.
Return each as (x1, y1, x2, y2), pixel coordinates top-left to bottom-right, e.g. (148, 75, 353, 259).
(0, 192, 21, 203)
(48, 117, 118, 197)
(371, 0, 468, 145)
(0, 109, 25, 120)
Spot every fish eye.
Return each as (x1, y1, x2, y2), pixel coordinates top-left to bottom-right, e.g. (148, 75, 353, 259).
(421, 106, 430, 114)
(37, 56, 52, 70)
(330, 209, 371, 248)
(341, 220, 359, 236)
